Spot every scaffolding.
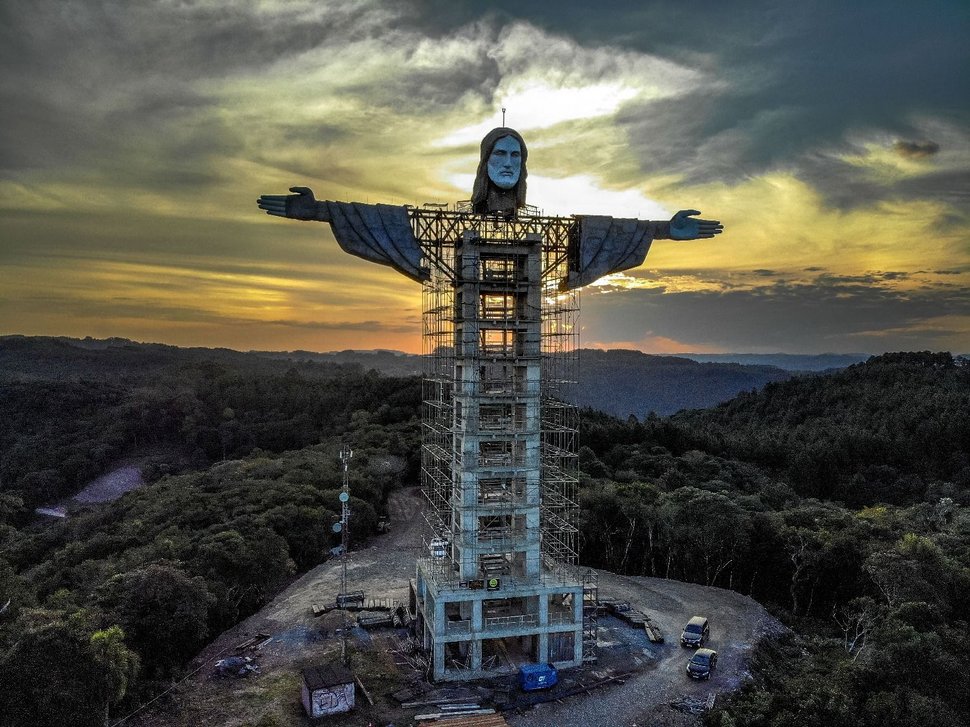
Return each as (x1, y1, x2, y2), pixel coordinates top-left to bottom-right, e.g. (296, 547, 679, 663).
(417, 207, 580, 585)
(412, 205, 585, 681)
(582, 569, 599, 662)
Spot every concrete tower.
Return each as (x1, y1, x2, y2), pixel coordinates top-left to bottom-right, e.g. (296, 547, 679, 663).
(412, 214, 590, 682)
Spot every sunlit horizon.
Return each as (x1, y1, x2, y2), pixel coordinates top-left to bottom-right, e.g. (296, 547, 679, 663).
(2, 2, 967, 356)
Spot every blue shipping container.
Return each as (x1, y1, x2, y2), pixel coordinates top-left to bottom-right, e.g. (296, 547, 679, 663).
(519, 663, 558, 691)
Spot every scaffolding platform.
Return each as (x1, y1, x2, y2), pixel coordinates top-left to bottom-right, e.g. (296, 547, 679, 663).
(412, 208, 584, 682)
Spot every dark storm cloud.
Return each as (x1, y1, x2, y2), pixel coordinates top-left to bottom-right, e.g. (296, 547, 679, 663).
(584, 275, 970, 353)
(0, 0, 400, 173)
(491, 0, 970, 207)
(813, 271, 911, 285)
(342, 61, 502, 115)
(5, 0, 965, 197)
(792, 148, 970, 210)
(894, 141, 941, 159)
(323, 17, 507, 115)
(893, 170, 970, 208)
(0, 1, 385, 82)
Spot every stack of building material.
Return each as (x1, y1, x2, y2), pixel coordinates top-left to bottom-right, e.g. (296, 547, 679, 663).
(644, 618, 665, 643)
(414, 711, 509, 726)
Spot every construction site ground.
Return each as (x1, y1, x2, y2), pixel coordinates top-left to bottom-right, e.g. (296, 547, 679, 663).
(128, 488, 784, 727)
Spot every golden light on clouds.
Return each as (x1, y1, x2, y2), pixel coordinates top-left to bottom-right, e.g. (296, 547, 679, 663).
(587, 271, 731, 295)
(440, 81, 640, 146)
(646, 172, 965, 282)
(1, 1, 967, 354)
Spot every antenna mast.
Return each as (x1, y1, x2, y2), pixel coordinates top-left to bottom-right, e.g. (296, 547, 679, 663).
(338, 444, 353, 596)
(502, 107, 507, 126)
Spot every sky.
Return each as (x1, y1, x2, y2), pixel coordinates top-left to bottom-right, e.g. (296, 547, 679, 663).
(1, 0, 968, 355)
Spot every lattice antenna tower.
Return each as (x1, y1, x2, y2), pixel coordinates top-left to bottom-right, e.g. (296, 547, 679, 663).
(338, 444, 353, 597)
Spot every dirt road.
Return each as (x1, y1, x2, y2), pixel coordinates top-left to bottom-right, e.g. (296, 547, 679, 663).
(137, 488, 781, 726)
(183, 487, 427, 670)
(507, 573, 784, 727)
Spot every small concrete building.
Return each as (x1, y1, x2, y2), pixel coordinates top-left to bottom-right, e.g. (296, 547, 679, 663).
(300, 664, 355, 719)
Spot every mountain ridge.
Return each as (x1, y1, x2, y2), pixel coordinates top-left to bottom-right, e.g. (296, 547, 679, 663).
(4, 335, 802, 415)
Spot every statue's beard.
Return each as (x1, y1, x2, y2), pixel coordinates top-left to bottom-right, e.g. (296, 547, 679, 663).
(485, 184, 517, 217)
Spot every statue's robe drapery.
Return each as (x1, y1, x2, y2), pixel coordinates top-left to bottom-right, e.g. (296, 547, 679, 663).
(565, 216, 669, 290)
(323, 202, 429, 283)
(321, 202, 669, 290)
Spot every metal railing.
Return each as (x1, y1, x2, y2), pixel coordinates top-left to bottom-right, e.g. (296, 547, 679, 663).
(484, 613, 538, 630)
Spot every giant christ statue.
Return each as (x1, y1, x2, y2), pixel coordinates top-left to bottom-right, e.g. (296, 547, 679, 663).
(257, 127, 722, 288)
(257, 127, 722, 682)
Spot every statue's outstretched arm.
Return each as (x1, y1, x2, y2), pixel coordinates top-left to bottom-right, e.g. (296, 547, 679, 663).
(256, 186, 331, 222)
(564, 209, 724, 290)
(255, 186, 428, 282)
(669, 209, 722, 240)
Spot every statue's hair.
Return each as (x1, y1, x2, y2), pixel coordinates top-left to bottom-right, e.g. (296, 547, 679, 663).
(471, 127, 528, 212)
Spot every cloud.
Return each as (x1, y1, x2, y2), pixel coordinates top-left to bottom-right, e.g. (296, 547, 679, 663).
(581, 273, 970, 354)
(894, 140, 941, 159)
(260, 318, 416, 333)
(1, 0, 968, 354)
(568, 2, 970, 210)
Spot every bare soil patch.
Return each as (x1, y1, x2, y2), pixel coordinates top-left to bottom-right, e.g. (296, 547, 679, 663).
(73, 464, 145, 504)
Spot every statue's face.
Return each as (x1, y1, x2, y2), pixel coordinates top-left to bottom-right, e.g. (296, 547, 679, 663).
(487, 135, 522, 190)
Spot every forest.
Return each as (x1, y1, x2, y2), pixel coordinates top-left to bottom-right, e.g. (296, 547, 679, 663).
(0, 339, 968, 727)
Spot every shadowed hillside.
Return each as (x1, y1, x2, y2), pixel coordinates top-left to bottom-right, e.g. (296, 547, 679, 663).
(574, 348, 791, 416)
(667, 351, 970, 505)
(1, 336, 795, 417)
(0, 339, 966, 727)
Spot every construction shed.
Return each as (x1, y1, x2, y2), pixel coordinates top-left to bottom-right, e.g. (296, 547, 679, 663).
(301, 663, 355, 718)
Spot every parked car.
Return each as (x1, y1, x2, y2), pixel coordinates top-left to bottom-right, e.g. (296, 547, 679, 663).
(686, 648, 718, 680)
(680, 616, 710, 647)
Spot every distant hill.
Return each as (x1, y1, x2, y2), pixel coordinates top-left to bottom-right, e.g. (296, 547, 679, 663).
(252, 346, 795, 416)
(256, 348, 424, 377)
(678, 352, 870, 371)
(1, 337, 794, 417)
(0, 335, 366, 384)
(251, 347, 797, 416)
(669, 351, 970, 505)
(573, 349, 792, 417)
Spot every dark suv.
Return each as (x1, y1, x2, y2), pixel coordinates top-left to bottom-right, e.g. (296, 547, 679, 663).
(680, 616, 710, 647)
(686, 648, 718, 679)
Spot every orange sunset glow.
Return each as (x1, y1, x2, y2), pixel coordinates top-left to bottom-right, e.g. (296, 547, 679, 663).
(2, 1, 967, 355)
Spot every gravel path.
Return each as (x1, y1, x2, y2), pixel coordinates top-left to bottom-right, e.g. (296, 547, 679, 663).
(506, 573, 784, 727)
(140, 488, 782, 726)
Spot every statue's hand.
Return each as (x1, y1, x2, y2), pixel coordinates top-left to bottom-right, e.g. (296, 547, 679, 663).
(256, 186, 320, 221)
(669, 209, 723, 240)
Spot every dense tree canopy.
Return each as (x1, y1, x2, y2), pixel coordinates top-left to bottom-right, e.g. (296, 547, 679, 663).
(0, 344, 966, 727)
(573, 353, 970, 727)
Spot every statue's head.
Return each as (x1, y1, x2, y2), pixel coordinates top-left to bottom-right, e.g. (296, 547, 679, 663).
(472, 127, 528, 214)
